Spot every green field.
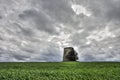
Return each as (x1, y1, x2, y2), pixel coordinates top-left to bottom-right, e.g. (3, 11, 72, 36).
(0, 62, 120, 80)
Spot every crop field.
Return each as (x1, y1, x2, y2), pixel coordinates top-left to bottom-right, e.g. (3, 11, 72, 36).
(0, 62, 120, 80)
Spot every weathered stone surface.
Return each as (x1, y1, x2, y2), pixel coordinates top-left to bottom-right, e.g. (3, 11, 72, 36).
(63, 47, 78, 61)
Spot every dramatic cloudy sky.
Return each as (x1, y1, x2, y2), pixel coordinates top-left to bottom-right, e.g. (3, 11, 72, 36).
(0, 0, 120, 62)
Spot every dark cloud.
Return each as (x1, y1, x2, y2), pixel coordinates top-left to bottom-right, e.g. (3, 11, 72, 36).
(12, 54, 29, 61)
(40, 0, 75, 23)
(18, 9, 57, 34)
(13, 23, 35, 36)
(0, 16, 2, 19)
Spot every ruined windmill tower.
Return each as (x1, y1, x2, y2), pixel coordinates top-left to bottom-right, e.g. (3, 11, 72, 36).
(63, 47, 78, 61)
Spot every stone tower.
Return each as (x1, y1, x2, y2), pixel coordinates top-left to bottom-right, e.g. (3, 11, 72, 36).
(63, 47, 78, 61)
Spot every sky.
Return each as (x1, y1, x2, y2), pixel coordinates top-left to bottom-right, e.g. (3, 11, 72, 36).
(0, 0, 120, 62)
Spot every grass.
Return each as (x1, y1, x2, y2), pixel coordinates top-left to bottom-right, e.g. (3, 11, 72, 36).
(0, 62, 120, 80)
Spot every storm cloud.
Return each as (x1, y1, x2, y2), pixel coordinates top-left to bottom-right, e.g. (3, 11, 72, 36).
(0, 0, 120, 62)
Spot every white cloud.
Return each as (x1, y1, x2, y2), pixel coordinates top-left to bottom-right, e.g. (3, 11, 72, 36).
(86, 26, 116, 42)
(71, 4, 91, 17)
